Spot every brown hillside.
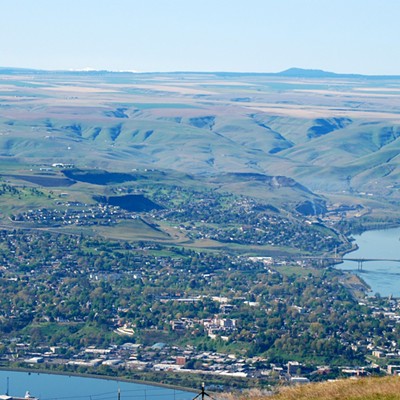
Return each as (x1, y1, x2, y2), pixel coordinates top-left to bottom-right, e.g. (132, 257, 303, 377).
(235, 377, 400, 400)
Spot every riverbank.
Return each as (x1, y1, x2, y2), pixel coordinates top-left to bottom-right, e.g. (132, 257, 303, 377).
(0, 369, 196, 400)
(0, 365, 211, 393)
(0, 365, 197, 394)
(0, 362, 258, 393)
(337, 239, 370, 299)
(340, 272, 371, 300)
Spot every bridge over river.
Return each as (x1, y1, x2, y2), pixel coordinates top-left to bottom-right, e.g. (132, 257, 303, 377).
(342, 258, 400, 271)
(300, 257, 400, 271)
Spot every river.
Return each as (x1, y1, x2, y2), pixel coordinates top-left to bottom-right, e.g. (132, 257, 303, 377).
(0, 371, 194, 400)
(336, 227, 400, 297)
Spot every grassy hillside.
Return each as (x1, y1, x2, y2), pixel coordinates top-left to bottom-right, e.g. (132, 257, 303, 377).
(1, 70, 400, 216)
(237, 377, 400, 400)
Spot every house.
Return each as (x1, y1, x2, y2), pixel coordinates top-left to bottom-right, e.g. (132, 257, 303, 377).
(151, 342, 167, 350)
(290, 377, 310, 385)
(388, 365, 400, 375)
(24, 357, 43, 364)
(287, 361, 301, 375)
(171, 320, 186, 331)
(176, 356, 186, 366)
(372, 350, 385, 358)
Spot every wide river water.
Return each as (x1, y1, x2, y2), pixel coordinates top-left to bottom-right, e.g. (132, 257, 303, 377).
(336, 227, 400, 297)
(0, 371, 194, 400)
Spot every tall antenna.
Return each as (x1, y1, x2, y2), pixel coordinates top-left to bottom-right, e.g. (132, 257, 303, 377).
(192, 383, 213, 400)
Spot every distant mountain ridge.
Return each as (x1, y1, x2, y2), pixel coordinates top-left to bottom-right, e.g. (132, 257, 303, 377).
(276, 67, 357, 78)
(1, 66, 399, 79)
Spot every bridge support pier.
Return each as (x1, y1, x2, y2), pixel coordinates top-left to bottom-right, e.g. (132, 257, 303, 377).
(357, 260, 363, 271)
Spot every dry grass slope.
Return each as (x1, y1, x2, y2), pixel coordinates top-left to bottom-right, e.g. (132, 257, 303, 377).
(237, 377, 400, 400)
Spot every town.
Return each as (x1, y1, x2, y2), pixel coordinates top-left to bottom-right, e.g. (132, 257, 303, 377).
(0, 225, 400, 389)
(0, 173, 399, 390)
(2, 286, 400, 389)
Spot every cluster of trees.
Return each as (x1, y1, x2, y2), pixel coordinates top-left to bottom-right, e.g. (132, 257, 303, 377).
(0, 183, 47, 199)
(0, 183, 21, 196)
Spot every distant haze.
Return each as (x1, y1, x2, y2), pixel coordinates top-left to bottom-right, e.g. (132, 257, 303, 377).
(1, 0, 400, 75)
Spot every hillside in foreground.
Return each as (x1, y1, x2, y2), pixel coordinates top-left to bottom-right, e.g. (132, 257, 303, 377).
(236, 376, 400, 400)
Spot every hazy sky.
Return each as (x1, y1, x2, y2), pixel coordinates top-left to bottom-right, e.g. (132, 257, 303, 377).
(2, 0, 399, 74)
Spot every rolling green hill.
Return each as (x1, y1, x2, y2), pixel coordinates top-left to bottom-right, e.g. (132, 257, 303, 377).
(1, 69, 400, 216)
